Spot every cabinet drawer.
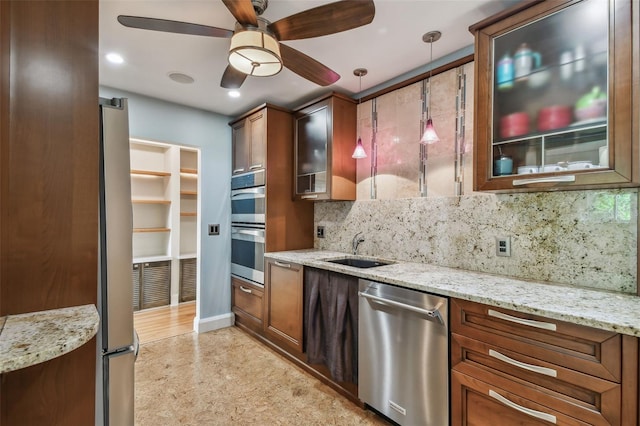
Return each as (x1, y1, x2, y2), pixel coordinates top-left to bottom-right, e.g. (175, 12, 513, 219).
(452, 333, 620, 420)
(452, 369, 620, 425)
(451, 299, 621, 382)
(231, 277, 264, 331)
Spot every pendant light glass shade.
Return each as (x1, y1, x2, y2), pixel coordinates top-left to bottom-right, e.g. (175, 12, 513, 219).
(352, 68, 368, 159)
(420, 118, 440, 144)
(352, 137, 367, 159)
(421, 31, 441, 145)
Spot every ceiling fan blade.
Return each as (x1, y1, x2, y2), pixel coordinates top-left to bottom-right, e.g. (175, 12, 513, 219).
(221, 65, 248, 89)
(118, 15, 233, 38)
(280, 44, 339, 87)
(221, 0, 257, 27)
(268, 0, 375, 41)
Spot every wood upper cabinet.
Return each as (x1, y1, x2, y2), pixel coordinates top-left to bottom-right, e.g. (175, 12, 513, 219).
(450, 298, 638, 425)
(231, 108, 266, 175)
(293, 92, 357, 201)
(264, 259, 304, 353)
(470, 0, 638, 192)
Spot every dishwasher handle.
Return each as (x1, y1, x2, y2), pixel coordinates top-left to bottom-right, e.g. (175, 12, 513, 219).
(359, 290, 444, 325)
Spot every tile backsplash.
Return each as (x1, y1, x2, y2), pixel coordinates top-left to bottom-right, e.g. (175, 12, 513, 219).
(314, 189, 638, 293)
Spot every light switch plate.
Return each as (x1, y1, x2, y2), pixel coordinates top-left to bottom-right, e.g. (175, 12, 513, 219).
(496, 236, 511, 257)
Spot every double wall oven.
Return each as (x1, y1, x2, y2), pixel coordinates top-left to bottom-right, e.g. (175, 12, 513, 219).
(231, 170, 266, 285)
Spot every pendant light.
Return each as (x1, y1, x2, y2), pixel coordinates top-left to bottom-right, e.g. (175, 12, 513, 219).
(420, 31, 441, 145)
(352, 68, 368, 159)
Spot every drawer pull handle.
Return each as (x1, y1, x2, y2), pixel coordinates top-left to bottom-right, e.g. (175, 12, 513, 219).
(249, 164, 263, 170)
(488, 309, 557, 331)
(274, 261, 291, 268)
(489, 390, 556, 424)
(512, 175, 576, 186)
(301, 194, 318, 199)
(489, 349, 557, 377)
(239, 286, 252, 294)
(233, 168, 245, 173)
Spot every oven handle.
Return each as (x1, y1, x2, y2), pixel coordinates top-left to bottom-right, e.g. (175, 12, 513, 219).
(231, 187, 265, 199)
(232, 228, 265, 238)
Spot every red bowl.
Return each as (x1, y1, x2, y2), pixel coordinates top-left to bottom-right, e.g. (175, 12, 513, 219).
(500, 112, 529, 138)
(537, 105, 572, 131)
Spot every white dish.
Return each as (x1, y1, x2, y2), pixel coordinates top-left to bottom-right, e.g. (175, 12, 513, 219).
(567, 161, 593, 170)
(517, 165, 539, 174)
(541, 165, 567, 172)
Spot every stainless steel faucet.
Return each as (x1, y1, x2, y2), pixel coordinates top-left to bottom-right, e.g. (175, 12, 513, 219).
(352, 232, 365, 255)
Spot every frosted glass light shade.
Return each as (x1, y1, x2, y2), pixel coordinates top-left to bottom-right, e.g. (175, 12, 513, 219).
(352, 137, 367, 159)
(420, 118, 440, 144)
(229, 30, 282, 77)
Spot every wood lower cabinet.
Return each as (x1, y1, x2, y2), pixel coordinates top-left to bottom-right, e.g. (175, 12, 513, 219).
(231, 276, 264, 334)
(264, 259, 303, 353)
(451, 298, 638, 425)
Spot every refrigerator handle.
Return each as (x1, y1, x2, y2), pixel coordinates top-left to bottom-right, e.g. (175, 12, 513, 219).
(133, 329, 140, 360)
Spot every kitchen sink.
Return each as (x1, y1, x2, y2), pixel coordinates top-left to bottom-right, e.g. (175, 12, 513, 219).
(326, 257, 392, 268)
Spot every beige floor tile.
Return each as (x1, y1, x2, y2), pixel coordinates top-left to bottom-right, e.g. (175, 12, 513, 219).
(135, 326, 389, 425)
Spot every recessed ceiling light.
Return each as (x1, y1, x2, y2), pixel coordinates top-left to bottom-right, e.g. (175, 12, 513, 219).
(105, 53, 124, 64)
(228, 90, 241, 98)
(168, 72, 195, 84)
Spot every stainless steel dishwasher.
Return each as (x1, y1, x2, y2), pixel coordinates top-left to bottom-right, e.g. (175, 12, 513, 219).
(358, 279, 449, 426)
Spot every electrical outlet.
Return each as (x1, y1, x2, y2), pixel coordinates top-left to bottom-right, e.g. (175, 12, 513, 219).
(496, 236, 511, 257)
(316, 226, 325, 238)
(208, 224, 220, 236)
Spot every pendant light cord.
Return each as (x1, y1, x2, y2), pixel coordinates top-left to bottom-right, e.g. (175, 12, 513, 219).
(428, 33, 433, 119)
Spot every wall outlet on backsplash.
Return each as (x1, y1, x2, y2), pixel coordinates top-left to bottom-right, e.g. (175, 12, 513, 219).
(496, 237, 511, 257)
(317, 226, 325, 238)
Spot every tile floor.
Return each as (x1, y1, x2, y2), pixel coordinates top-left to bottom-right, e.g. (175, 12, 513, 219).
(135, 326, 389, 425)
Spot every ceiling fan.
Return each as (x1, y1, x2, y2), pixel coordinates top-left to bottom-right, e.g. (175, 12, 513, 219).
(117, 0, 375, 89)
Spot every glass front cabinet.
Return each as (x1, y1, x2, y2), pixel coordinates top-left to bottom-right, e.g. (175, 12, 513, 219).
(470, 0, 638, 191)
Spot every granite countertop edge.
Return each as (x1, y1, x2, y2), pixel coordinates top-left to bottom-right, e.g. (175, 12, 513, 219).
(0, 304, 100, 374)
(265, 249, 640, 337)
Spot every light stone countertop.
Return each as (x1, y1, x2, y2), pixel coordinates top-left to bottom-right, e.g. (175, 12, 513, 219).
(265, 249, 640, 337)
(0, 304, 99, 374)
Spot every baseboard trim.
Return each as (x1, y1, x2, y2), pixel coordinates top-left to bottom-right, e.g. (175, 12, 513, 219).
(193, 312, 235, 333)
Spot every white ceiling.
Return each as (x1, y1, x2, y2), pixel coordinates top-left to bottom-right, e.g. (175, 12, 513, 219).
(99, 0, 518, 117)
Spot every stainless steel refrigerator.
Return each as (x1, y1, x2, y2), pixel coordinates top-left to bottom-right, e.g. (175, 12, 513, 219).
(96, 97, 137, 426)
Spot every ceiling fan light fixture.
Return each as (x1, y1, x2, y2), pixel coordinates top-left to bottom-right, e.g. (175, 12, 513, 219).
(229, 28, 282, 77)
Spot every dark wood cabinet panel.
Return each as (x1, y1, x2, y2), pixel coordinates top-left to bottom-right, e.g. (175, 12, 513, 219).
(264, 259, 303, 353)
(0, 1, 98, 424)
(293, 92, 357, 201)
(231, 276, 264, 334)
(451, 298, 638, 425)
(231, 108, 266, 175)
(451, 299, 621, 382)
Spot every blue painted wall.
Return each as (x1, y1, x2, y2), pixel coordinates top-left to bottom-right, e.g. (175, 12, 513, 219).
(100, 86, 231, 321)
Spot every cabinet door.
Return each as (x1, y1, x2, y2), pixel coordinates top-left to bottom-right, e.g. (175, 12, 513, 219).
(264, 259, 303, 353)
(140, 261, 171, 309)
(248, 111, 266, 171)
(231, 276, 264, 334)
(452, 370, 571, 425)
(232, 119, 248, 175)
(470, 0, 637, 191)
(294, 103, 329, 198)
